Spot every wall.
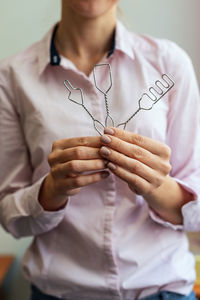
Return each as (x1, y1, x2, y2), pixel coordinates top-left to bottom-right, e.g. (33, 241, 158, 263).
(119, 0, 200, 84)
(1, 0, 200, 82)
(0, 1, 199, 300)
(0, 1, 61, 299)
(0, 0, 61, 59)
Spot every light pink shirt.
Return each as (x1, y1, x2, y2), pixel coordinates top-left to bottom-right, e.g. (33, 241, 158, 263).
(0, 21, 200, 300)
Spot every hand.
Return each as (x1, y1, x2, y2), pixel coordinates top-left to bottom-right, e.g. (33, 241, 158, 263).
(39, 136, 109, 211)
(99, 127, 171, 197)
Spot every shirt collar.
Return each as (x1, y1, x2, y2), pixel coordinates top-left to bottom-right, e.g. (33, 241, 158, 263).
(38, 20, 135, 75)
(50, 24, 61, 66)
(37, 25, 55, 75)
(49, 24, 116, 66)
(115, 21, 135, 60)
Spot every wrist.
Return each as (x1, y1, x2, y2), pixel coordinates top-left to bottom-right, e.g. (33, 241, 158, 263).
(144, 176, 193, 224)
(38, 174, 68, 211)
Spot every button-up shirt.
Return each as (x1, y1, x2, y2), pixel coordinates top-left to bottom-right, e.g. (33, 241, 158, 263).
(0, 21, 200, 300)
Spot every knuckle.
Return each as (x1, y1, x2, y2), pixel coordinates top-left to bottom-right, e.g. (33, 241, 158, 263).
(161, 161, 172, 174)
(69, 161, 80, 173)
(51, 165, 59, 178)
(130, 175, 139, 187)
(48, 150, 61, 166)
(48, 152, 57, 166)
(48, 153, 53, 165)
(132, 147, 143, 159)
(130, 161, 140, 174)
(168, 163, 172, 173)
(52, 140, 62, 150)
(162, 144, 171, 158)
(77, 137, 88, 146)
(165, 162, 172, 174)
(74, 146, 84, 159)
(74, 176, 84, 187)
(131, 134, 143, 145)
(153, 175, 163, 188)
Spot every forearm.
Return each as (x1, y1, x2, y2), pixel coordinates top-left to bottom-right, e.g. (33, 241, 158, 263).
(144, 176, 194, 225)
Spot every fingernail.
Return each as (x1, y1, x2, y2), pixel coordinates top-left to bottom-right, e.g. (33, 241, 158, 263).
(101, 135, 111, 144)
(107, 162, 116, 171)
(101, 172, 110, 178)
(100, 146, 110, 156)
(104, 127, 115, 135)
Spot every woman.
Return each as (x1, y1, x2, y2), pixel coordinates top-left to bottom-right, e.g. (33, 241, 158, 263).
(0, 1, 200, 299)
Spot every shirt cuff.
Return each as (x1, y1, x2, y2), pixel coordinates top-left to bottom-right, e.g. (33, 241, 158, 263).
(148, 177, 199, 231)
(148, 208, 183, 231)
(26, 176, 68, 228)
(28, 176, 67, 217)
(5, 175, 69, 237)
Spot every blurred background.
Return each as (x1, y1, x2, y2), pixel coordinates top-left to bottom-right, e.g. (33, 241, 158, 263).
(0, 0, 200, 299)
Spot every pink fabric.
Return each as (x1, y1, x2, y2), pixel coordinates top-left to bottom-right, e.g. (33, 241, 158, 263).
(0, 21, 200, 300)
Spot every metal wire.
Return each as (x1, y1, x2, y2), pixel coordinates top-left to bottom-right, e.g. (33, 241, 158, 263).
(64, 80, 105, 135)
(64, 67, 174, 134)
(93, 63, 115, 127)
(117, 74, 174, 129)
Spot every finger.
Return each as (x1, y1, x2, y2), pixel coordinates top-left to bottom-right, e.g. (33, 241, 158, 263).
(106, 163, 151, 195)
(65, 171, 110, 190)
(48, 147, 101, 166)
(52, 159, 106, 177)
(102, 134, 171, 174)
(100, 146, 163, 186)
(100, 135, 168, 173)
(52, 136, 101, 150)
(104, 127, 171, 158)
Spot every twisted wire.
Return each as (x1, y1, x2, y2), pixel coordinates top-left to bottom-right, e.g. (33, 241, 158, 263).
(117, 108, 140, 129)
(64, 71, 174, 135)
(93, 63, 115, 127)
(82, 104, 95, 121)
(104, 94, 109, 115)
(117, 74, 174, 129)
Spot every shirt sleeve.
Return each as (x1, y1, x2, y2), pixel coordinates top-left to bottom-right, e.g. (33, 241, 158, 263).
(148, 41, 200, 232)
(0, 69, 67, 238)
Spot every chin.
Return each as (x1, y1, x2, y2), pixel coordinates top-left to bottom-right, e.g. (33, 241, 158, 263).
(69, 0, 118, 18)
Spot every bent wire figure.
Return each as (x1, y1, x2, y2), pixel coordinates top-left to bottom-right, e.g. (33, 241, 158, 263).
(64, 64, 174, 134)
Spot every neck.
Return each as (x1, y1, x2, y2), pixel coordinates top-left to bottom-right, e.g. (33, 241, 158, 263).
(55, 6, 117, 75)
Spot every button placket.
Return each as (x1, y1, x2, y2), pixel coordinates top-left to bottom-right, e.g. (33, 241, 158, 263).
(87, 71, 122, 298)
(102, 173, 122, 299)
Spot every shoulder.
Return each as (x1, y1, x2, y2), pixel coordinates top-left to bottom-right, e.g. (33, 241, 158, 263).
(0, 40, 42, 111)
(131, 32, 193, 73)
(0, 41, 40, 82)
(118, 21, 193, 75)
